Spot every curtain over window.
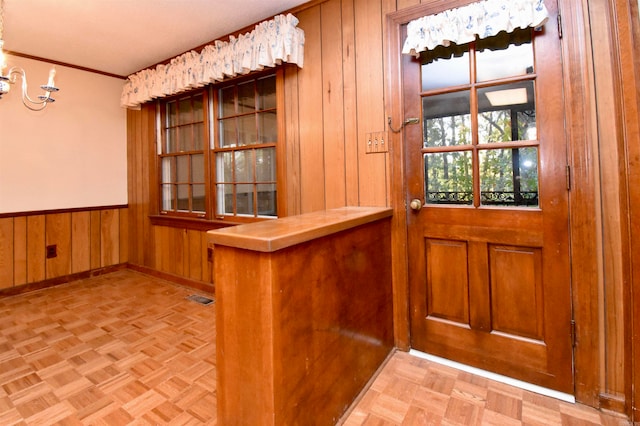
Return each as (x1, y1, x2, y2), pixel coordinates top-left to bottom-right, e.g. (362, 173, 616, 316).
(120, 13, 304, 108)
(402, 0, 548, 57)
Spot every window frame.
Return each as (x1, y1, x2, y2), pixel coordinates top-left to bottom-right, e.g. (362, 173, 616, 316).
(150, 68, 286, 228)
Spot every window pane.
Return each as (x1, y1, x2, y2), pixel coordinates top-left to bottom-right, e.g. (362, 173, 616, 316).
(192, 154, 204, 183)
(256, 148, 276, 182)
(220, 86, 235, 117)
(177, 185, 190, 211)
(238, 115, 257, 146)
(217, 184, 234, 215)
(179, 97, 191, 125)
(217, 152, 233, 183)
(423, 91, 471, 147)
(220, 118, 237, 147)
(176, 155, 188, 183)
(258, 76, 276, 110)
(166, 128, 177, 153)
(236, 184, 255, 215)
(167, 101, 178, 127)
(421, 44, 470, 91)
(193, 184, 206, 212)
(238, 81, 256, 114)
(235, 151, 252, 183)
(179, 125, 192, 151)
(476, 28, 533, 82)
(257, 183, 277, 216)
(258, 111, 277, 143)
(193, 96, 203, 121)
(425, 151, 473, 205)
(161, 157, 174, 184)
(479, 148, 538, 207)
(193, 123, 204, 150)
(478, 81, 536, 144)
(161, 184, 175, 211)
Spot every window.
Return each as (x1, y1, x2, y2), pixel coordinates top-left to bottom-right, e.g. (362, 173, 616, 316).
(215, 75, 278, 218)
(421, 28, 539, 207)
(159, 91, 208, 217)
(156, 71, 281, 223)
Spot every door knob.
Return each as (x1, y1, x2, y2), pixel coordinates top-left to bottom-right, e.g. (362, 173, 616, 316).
(409, 199, 423, 211)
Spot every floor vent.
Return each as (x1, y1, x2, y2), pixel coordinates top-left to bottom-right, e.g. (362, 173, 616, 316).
(186, 295, 215, 306)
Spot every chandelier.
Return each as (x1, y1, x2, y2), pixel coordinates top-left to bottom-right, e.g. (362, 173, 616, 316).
(0, 0, 59, 111)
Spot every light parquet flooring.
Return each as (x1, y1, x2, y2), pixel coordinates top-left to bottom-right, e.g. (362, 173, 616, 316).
(340, 351, 631, 426)
(0, 270, 216, 425)
(0, 270, 633, 425)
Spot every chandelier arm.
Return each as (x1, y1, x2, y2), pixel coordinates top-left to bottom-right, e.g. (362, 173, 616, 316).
(7, 66, 52, 110)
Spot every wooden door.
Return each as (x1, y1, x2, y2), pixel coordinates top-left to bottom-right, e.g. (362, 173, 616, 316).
(403, 1, 573, 393)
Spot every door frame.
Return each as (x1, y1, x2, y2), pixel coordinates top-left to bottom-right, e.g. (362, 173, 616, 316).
(384, 0, 615, 410)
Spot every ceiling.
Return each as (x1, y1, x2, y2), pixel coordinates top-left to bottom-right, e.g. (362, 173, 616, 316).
(1, 0, 309, 78)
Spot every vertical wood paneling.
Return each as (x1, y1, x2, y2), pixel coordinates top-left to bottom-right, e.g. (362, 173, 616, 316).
(354, 0, 388, 207)
(203, 232, 213, 284)
(71, 212, 91, 273)
(284, 66, 302, 216)
(188, 229, 203, 282)
(589, 0, 627, 402)
(45, 213, 72, 279)
(90, 210, 102, 270)
(175, 228, 186, 277)
(142, 105, 156, 268)
(27, 215, 45, 283)
(101, 209, 120, 267)
(127, 109, 142, 265)
(321, 0, 347, 209)
(0, 218, 14, 288)
(297, 6, 326, 213)
(342, 0, 361, 206)
(119, 208, 129, 263)
(398, 0, 421, 9)
(13, 217, 27, 286)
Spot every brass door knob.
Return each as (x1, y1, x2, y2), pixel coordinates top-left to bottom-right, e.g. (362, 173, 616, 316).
(409, 199, 423, 211)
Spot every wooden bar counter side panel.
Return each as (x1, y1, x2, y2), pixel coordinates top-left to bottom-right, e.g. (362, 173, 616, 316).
(210, 207, 394, 425)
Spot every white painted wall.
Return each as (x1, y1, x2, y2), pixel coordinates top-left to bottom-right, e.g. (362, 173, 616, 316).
(0, 54, 127, 213)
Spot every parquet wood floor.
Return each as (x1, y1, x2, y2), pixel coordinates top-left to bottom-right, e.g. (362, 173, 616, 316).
(339, 351, 631, 426)
(0, 270, 632, 425)
(0, 270, 216, 425)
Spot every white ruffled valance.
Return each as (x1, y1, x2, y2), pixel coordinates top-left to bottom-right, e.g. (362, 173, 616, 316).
(120, 13, 305, 108)
(402, 0, 549, 57)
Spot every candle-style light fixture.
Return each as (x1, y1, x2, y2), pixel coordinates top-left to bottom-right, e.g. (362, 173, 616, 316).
(0, 0, 59, 111)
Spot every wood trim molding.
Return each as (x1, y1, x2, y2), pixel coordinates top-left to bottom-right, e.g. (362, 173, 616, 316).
(0, 264, 127, 297)
(0, 205, 128, 219)
(557, 0, 601, 407)
(4, 50, 126, 79)
(127, 264, 214, 295)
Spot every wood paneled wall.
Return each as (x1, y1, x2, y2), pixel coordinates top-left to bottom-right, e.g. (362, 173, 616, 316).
(125, 0, 638, 419)
(0, 207, 128, 290)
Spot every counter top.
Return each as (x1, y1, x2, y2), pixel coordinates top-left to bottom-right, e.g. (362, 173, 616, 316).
(207, 206, 393, 252)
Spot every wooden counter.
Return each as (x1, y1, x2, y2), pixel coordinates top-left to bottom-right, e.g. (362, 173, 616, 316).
(208, 207, 394, 425)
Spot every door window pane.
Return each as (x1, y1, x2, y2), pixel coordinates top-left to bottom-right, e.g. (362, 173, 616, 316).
(423, 91, 471, 147)
(476, 28, 534, 82)
(421, 44, 470, 91)
(479, 148, 538, 207)
(424, 151, 473, 205)
(478, 81, 536, 144)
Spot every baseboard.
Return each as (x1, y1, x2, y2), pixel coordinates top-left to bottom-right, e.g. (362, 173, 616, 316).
(126, 264, 215, 295)
(0, 264, 127, 297)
